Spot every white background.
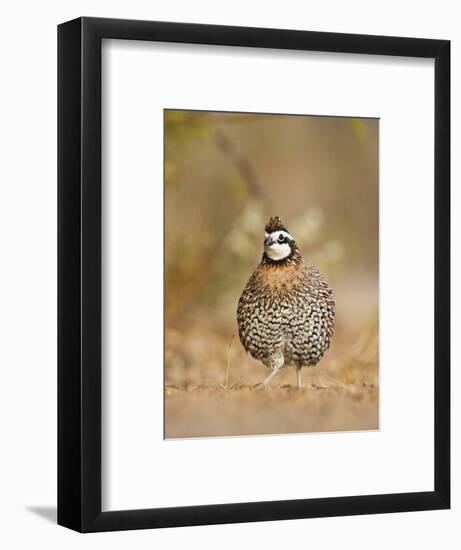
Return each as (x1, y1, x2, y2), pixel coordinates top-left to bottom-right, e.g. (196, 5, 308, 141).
(0, 1, 457, 549)
(103, 41, 434, 510)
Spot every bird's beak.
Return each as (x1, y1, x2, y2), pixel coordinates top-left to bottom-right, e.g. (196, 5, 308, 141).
(264, 237, 276, 247)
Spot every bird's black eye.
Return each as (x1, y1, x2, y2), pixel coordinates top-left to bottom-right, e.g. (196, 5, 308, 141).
(278, 234, 285, 243)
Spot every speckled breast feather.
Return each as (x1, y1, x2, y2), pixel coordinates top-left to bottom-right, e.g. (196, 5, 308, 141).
(237, 257, 335, 370)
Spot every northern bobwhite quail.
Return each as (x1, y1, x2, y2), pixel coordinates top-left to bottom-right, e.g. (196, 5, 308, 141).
(237, 216, 335, 388)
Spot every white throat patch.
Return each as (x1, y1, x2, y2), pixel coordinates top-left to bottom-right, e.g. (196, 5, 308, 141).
(265, 230, 293, 261)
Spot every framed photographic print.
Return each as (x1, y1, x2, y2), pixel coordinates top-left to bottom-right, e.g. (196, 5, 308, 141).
(58, 17, 450, 532)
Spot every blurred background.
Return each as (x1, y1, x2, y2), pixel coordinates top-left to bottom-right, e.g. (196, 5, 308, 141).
(164, 110, 379, 438)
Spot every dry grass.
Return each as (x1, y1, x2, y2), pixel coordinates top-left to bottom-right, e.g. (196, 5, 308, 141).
(165, 299, 379, 439)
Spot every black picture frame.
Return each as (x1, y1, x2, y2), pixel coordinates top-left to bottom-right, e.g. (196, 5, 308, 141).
(58, 16, 450, 532)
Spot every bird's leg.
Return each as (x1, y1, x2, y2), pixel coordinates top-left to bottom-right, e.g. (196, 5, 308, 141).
(256, 352, 284, 388)
(259, 367, 281, 388)
(296, 366, 304, 389)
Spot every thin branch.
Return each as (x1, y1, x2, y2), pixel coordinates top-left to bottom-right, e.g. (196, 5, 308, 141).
(213, 129, 265, 200)
(224, 334, 235, 388)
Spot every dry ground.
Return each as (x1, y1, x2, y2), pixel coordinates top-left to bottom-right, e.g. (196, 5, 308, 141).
(165, 306, 379, 439)
(165, 383, 378, 438)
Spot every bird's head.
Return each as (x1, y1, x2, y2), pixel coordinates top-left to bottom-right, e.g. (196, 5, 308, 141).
(263, 216, 301, 264)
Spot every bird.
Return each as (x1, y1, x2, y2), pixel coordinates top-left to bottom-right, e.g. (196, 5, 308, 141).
(237, 216, 335, 388)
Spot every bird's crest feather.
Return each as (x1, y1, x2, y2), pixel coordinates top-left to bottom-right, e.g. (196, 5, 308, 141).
(265, 216, 288, 234)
